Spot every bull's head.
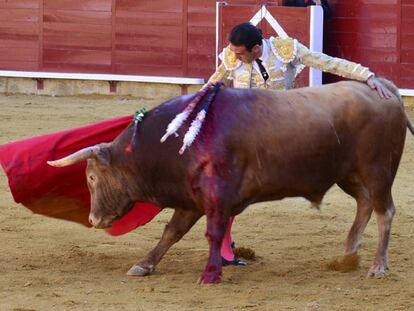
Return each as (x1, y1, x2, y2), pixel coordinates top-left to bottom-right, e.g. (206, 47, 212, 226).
(47, 143, 136, 229)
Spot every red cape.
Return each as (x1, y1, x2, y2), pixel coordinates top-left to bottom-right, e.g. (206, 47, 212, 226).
(0, 116, 161, 236)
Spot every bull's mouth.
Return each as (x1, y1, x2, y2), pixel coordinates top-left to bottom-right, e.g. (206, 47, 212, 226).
(91, 202, 136, 229)
(93, 217, 117, 229)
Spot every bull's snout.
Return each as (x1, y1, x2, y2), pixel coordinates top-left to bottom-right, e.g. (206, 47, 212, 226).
(88, 213, 112, 229)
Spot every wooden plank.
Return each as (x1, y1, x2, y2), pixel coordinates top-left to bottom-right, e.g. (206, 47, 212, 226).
(326, 32, 397, 49)
(400, 78, 414, 89)
(330, 3, 398, 18)
(187, 33, 215, 54)
(400, 34, 414, 49)
(42, 63, 112, 73)
(43, 49, 111, 65)
(0, 33, 38, 42)
(401, 50, 414, 63)
(0, 47, 38, 61)
(188, 25, 215, 36)
(0, 8, 38, 22)
(116, 11, 182, 26)
(115, 23, 182, 36)
(114, 63, 183, 76)
(43, 22, 111, 35)
(401, 21, 414, 34)
(362, 62, 400, 78)
(44, 0, 111, 12)
(43, 9, 111, 25)
(187, 67, 215, 79)
(115, 35, 182, 51)
(0, 61, 38, 71)
(182, 0, 188, 76)
(0, 21, 39, 35)
(115, 50, 183, 66)
(402, 4, 414, 20)
(330, 18, 397, 34)
(295, 68, 309, 88)
(360, 0, 398, 4)
(111, 0, 115, 73)
(116, 0, 183, 13)
(188, 12, 216, 27)
(186, 54, 215, 65)
(397, 0, 402, 86)
(0, 38, 38, 48)
(115, 44, 182, 54)
(401, 63, 414, 77)
(43, 32, 111, 50)
(0, 1, 39, 9)
(38, 0, 43, 71)
(325, 45, 399, 63)
(188, 0, 216, 13)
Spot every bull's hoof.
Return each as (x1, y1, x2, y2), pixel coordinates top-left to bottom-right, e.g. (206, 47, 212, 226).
(367, 264, 388, 278)
(127, 264, 154, 276)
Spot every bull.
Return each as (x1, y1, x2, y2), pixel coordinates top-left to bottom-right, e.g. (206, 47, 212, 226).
(48, 78, 413, 284)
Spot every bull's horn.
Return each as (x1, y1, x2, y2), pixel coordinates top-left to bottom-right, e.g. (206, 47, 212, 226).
(47, 145, 101, 167)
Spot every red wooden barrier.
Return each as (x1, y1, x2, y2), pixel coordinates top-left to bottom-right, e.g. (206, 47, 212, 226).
(0, 0, 412, 89)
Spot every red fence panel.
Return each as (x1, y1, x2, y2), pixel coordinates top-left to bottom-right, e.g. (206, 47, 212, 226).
(0, 0, 40, 71)
(0, 0, 412, 89)
(114, 0, 184, 76)
(401, 0, 414, 88)
(42, 0, 112, 73)
(324, 0, 402, 86)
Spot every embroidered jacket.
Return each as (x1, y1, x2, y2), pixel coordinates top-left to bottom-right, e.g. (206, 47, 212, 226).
(208, 37, 374, 90)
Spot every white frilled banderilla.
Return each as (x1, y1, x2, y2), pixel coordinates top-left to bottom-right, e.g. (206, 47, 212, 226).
(160, 83, 222, 154)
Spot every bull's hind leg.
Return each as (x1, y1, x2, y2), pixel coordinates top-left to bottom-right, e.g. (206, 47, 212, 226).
(367, 191, 395, 277)
(332, 179, 373, 272)
(338, 179, 373, 257)
(127, 208, 202, 276)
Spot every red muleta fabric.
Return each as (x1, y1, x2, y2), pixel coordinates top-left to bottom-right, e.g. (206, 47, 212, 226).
(0, 116, 161, 236)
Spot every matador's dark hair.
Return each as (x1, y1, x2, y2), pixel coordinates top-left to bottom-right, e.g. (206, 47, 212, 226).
(228, 22, 263, 51)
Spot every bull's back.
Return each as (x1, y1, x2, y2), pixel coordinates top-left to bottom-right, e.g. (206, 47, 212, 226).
(210, 81, 406, 203)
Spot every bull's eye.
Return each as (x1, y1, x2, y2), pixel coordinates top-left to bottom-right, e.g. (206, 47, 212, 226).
(88, 175, 96, 183)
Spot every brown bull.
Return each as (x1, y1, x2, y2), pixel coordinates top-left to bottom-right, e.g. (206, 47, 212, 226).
(48, 78, 413, 284)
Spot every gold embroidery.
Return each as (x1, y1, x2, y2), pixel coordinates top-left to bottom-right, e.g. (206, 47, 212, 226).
(237, 73, 251, 84)
(223, 45, 241, 70)
(270, 37, 296, 63)
(297, 42, 373, 81)
(252, 72, 264, 85)
(269, 69, 284, 81)
(233, 63, 252, 88)
(207, 63, 227, 84)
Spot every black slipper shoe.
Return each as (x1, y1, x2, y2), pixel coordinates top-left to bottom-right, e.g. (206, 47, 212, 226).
(222, 257, 247, 267)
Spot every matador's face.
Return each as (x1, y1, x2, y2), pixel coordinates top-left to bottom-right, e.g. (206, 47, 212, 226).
(230, 43, 261, 64)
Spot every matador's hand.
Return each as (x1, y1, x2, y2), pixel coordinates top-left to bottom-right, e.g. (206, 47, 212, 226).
(367, 76, 393, 99)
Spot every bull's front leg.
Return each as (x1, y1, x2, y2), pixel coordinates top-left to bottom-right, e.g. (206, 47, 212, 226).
(199, 206, 228, 284)
(127, 208, 202, 276)
(198, 177, 229, 284)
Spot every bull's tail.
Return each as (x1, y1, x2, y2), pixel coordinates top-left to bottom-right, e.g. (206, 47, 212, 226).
(407, 115, 414, 136)
(378, 77, 414, 136)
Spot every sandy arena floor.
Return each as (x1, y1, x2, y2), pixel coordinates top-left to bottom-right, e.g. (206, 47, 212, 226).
(1, 93, 414, 311)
